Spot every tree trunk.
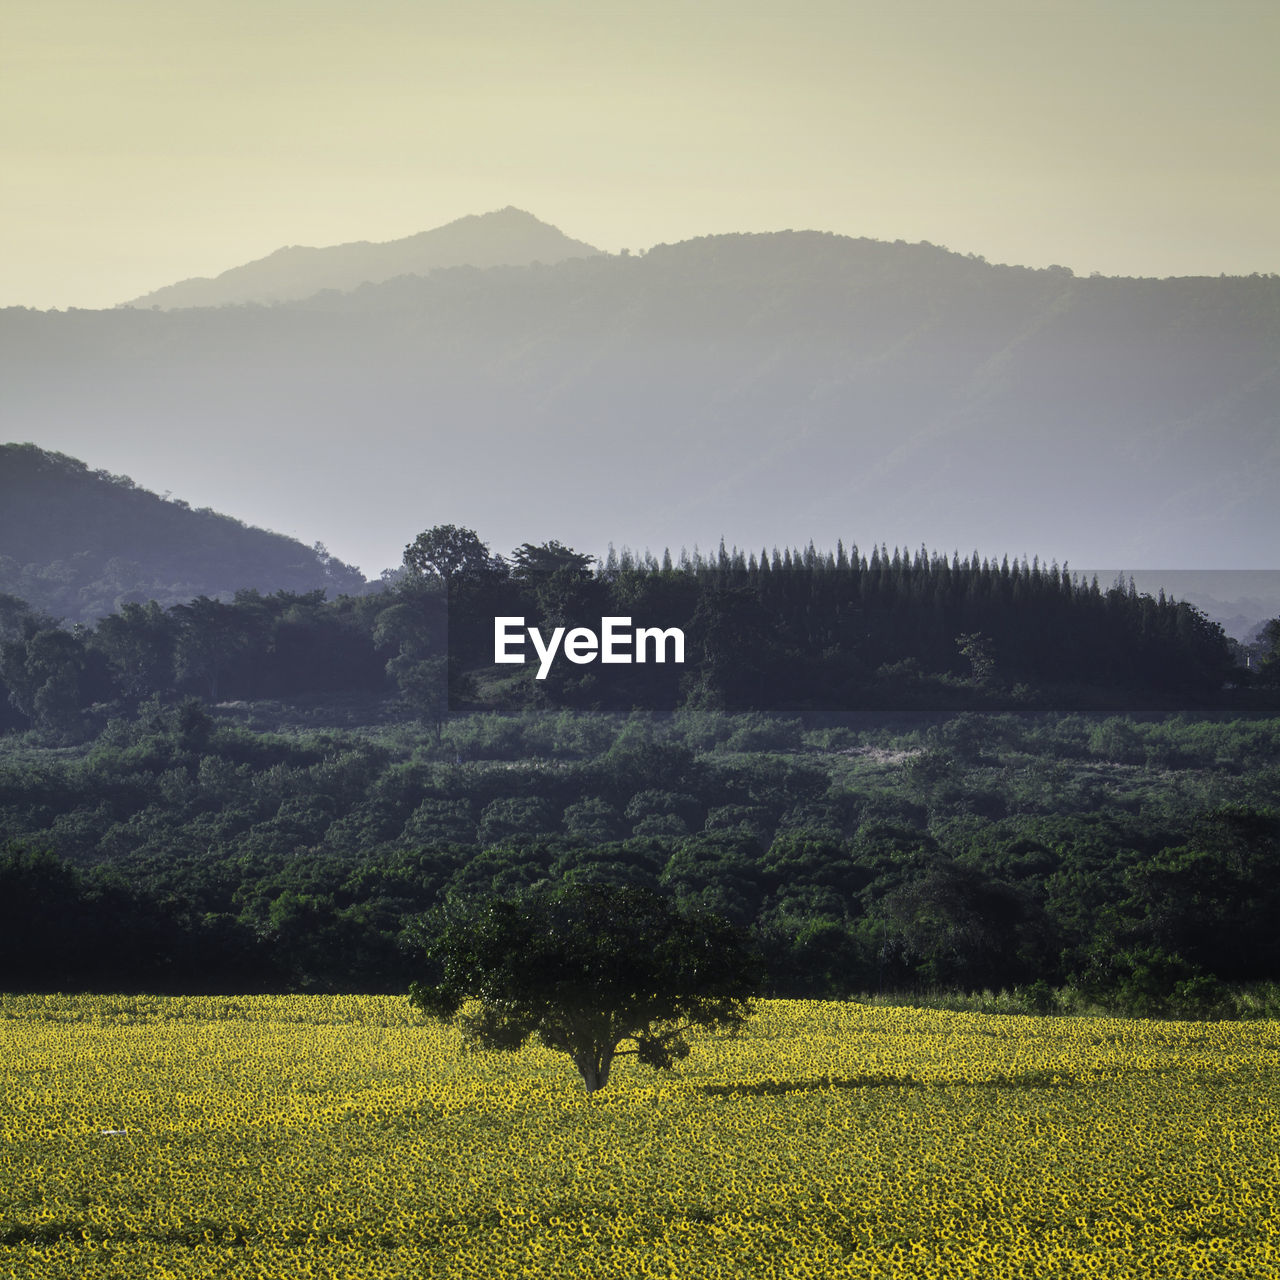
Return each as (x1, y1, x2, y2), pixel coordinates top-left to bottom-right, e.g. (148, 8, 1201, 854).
(574, 1043, 615, 1093)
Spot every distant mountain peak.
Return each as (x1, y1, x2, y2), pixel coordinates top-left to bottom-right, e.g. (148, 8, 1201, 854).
(121, 209, 603, 310)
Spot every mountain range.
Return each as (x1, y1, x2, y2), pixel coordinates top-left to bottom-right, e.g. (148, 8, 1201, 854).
(3, 211, 1277, 579)
(122, 208, 602, 309)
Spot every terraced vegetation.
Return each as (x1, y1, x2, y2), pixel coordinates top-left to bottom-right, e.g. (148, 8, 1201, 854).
(3, 996, 1276, 1278)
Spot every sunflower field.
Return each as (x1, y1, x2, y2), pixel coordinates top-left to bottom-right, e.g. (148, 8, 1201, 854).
(1, 994, 1276, 1278)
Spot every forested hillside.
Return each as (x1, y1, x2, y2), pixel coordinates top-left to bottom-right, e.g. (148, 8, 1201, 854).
(0, 445, 366, 622)
(3, 705, 1279, 1013)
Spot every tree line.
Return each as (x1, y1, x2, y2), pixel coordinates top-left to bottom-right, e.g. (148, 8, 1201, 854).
(3, 525, 1270, 741)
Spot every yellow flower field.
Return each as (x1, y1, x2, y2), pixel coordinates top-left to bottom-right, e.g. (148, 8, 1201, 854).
(1, 995, 1277, 1279)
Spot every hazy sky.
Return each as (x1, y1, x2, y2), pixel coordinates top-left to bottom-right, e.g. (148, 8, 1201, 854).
(3, 0, 1278, 311)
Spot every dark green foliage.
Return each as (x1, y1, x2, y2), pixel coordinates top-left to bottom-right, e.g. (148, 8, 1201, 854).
(1120, 806, 1280, 980)
(1, 625, 87, 737)
(1077, 946, 1201, 1019)
(509, 540, 595, 583)
(757, 917, 869, 997)
(561, 797, 621, 842)
(403, 525, 496, 594)
(880, 866, 1050, 989)
(408, 882, 759, 1091)
(95, 603, 178, 700)
(477, 796, 559, 845)
(1256, 619, 1280, 685)
(3, 687, 1280, 1009)
(0, 842, 266, 992)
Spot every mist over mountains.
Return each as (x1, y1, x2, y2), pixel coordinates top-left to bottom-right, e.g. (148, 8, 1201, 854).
(3, 215, 1277, 576)
(121, 208, 602, 309)
(0, 444, 365, 623)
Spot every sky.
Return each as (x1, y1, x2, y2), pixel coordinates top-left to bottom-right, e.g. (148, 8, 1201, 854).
(3, 0, 1279, 312)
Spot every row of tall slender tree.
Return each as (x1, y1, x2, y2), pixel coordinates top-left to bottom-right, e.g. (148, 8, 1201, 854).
(0, 527, 1267, 738)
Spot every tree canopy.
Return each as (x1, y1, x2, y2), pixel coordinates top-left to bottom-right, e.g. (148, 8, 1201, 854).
(509, 540, 595, 582)
(403, 525, 495, 593)
(408, 882, 759, 1092)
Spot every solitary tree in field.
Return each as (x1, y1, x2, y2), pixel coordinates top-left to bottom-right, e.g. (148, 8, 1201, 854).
(408, 882, 758, 1092)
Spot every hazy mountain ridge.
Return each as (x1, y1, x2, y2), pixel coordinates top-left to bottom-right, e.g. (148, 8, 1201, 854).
(121, 207, 603, 309)
(0, 444, 366, 623)
(3, 226, 1278, 574)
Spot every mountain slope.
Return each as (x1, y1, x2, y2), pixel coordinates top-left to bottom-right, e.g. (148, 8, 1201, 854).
(122, 207, 602, 309)
(0, 445, 366, 622)
(4, 229, 1278, 573)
